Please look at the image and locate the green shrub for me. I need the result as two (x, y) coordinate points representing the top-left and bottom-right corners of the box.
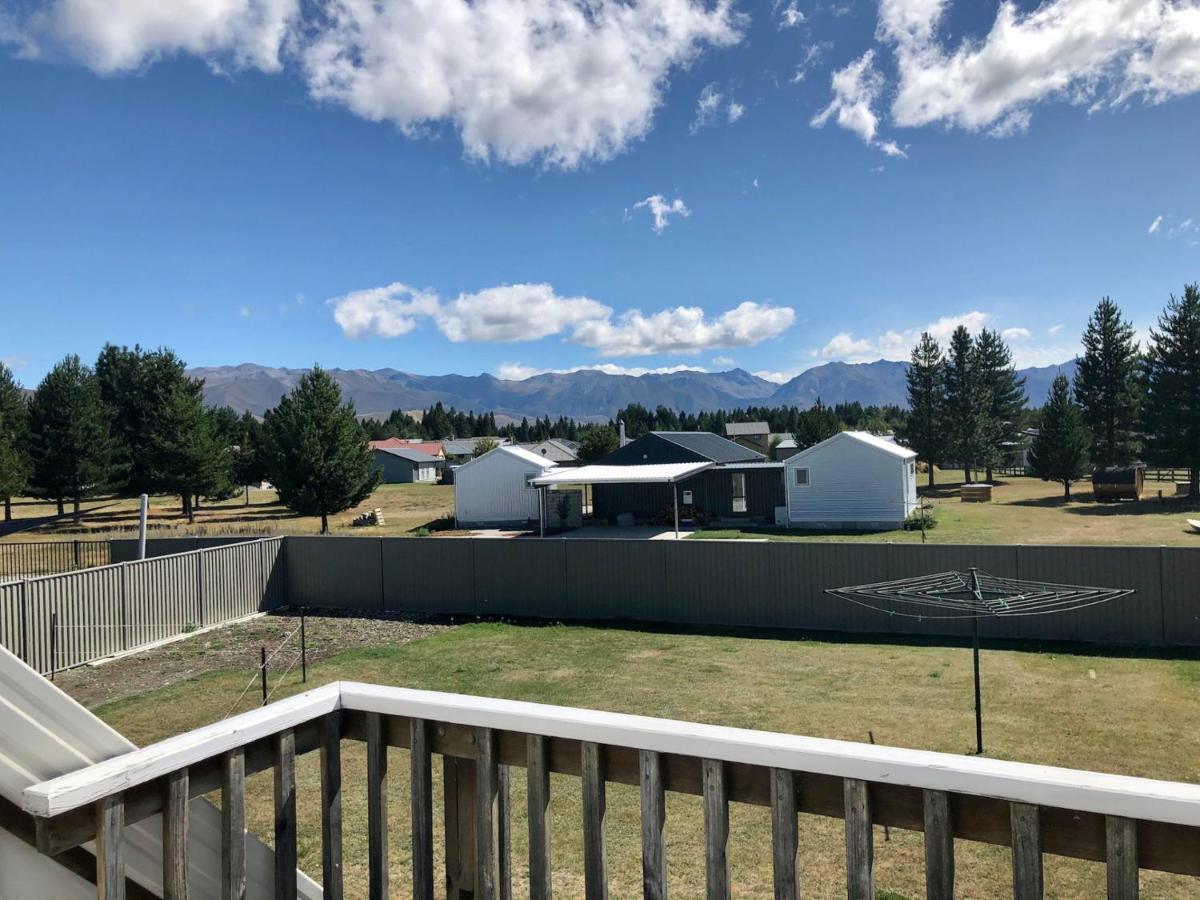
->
(903, 508), (937, 531)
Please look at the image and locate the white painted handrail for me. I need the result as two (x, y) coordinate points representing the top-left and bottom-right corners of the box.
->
(24, 680), (1200, 829)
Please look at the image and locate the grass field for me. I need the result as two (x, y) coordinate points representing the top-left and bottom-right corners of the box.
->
(695, 468), (1200, 546)
(85, 619), (1200, 899)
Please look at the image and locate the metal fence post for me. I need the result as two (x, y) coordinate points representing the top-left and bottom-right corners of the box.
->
(19, 578), (29, 666)
(197, 549), (206, 628)
(258, 539), (267, 611)
(119, 562), (129, 652)
(73, 539), (80, 570)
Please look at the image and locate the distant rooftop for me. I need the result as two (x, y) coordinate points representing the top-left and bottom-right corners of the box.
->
(724, 421), (770, 436)
(652, 431), (765, 464)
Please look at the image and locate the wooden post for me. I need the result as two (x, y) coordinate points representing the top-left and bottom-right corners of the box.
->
(366, 713), (389, 900)
(527, 735), (553, 900)
(639, 750), (666, 900)
(411, 719), (435, 900)
(321, 712), (344, 900)
(769, 768), (799, 900)
(97, 793), (125, 900)
(581, 741), (608, 900)
(221, 748), (246, 900)
(274, 730), (297, 900)
(300, 609), (307, 683)
(444, 754), (478, 900)
(260, 646), (268, 706)
(923, 789), (954, 900)
(498, 764), (512, 900)
(672, 483), (679, 538)
(163, 769), (189, 900)
(703, 759), (730, 900)
(1105, 815), (1138, 900)
(843, 779), (873, 900)
(1010, 802), (1043, 900)
(475, 727), (502, 900)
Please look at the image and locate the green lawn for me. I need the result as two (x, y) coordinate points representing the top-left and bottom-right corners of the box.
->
(92, 621), (1200, 899)
(694, 469), (1200, 546)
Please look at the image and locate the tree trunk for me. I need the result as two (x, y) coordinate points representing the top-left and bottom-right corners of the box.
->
(1191, 468), (1199, 500)
(320, 511), (329, 534)
(927, 465), (935, 488)
(985, 465), (994, 484)
(72, 497), (81, 524)
(1063, 481), (1072, 502)
(182, 494), (194, 523)
(3, 497), (10, 522)
(244, 484), (250, 507)
(57, 498), (64, 516)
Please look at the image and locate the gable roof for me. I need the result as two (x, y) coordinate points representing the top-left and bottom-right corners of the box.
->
(442, 437), (511, 456)
(785, 430), (916, 464)
(653, 431), (765, 463)
(724, 421), (770, 436)
(369, 438), (444, 457)
(376, 447), (440, 464)
(458, 444), (559, 471)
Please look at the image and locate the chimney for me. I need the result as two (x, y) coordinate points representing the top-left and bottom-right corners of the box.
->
(618, 419), (627, 447)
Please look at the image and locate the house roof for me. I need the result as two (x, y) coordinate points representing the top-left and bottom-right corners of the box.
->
(458, 444), (559, 471)
(530, 462), (713, 486)
(376, 447), (440, 464)
(787, 430), (917, 463)
(369, 438), (444, 456)
(724, 421), (770, 436)
(652, 431), (765, 463)
(776, 438), (799, 449)
(443, 437), (511, 456)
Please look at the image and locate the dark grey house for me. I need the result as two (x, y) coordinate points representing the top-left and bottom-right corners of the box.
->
(593, 432), (784, 524)
(373, 447), (440, 484)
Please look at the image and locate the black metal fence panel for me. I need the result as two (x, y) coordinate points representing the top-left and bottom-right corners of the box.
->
(0, 540), (110, 580)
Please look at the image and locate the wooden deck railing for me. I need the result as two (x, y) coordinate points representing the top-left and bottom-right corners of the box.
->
(20, 681), (1200, 899)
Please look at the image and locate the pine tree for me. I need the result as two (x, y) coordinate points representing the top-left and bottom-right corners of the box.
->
(577, 425), (617, 462)
(1028, 374), (1091, 500)
(900, 332), (947, 486)
(974, 328), (1026, 482)
(944, 326), (989, 483)
(27, 355), (119, 521)
(0, 362), (30, 521)
(262, 367), (380, 533)
(149, 378), (232, 522)
(1074, 297), (1142, 469)
(1142, 283), (1200, 497)
(231, 411), (267, 505)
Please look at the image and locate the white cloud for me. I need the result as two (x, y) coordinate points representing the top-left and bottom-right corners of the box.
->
(632, 194), (691, 234)
(752, 369), (799, 384)
(779, 2), (807, 28)
(815, 311), (992, 362)
(1148, 214), (1164, 233)
(791, 42), (829, 82)
(436, 284), (610, 343)
(879, 0), (1200, 137)
(1001, 326), (1032, 341)
(496, 362), (707, 380)
(727, 101), (745, 123)
(712, 355), (736, 367)
(238, 306), (251, 317)
(328, 282), (440, 339)
(811, 50), (906, 156)
(573, 301), (796, 356)
(1, 355), (29, 370)
(14, 0), (742, 169)
(1048, 323), (1065, 335)
(23, 0), (296, 73)
(691, 82), (745, 131)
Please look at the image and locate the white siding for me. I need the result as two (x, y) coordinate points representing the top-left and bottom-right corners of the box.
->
(784, 432), (917, 528)
(455, 447), (555, 525)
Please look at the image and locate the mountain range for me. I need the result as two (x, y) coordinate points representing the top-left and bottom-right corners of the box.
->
(188, 359), (1078, 421)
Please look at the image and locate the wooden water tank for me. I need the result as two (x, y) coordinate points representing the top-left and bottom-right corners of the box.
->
(961, 483), (993, 502)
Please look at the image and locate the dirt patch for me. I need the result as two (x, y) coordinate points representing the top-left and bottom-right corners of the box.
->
(55, 610), (454, 709)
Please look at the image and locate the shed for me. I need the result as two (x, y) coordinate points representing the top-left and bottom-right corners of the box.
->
(517, 438), (581, 465)
(373, 447), (440, 484)
(724, 421), (771, 454)
(783, 431), (918, 530)
(454, 445), (558, 527)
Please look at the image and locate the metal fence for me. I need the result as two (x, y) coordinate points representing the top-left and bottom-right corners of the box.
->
(0, 540), (110, 580)
(0, 537), (285, 675)
(283, 536), (1200, 648)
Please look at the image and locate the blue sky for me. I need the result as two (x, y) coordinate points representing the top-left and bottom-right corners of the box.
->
(2, 0), (1199, 387)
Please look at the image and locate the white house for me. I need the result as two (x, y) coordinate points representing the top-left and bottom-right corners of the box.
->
(454, 445), (558, 527)
(783, 431), (918, 530)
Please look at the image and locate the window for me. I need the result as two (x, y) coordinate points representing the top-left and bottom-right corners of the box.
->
(682, 490), (693, 505)
(731, 472), (747, 513)
(794, 468), (810, 487)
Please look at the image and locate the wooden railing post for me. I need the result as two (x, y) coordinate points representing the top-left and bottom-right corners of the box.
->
(1106, 815), (1139, 899)
(97, 793), (125, 900)
(844, 779), (873, 900)
(274, 730), (297, 900)
(366, 713), (389, 900)
(769, 768), (799, 900)
(321, 712), (344, 900)
(444, 753), (478, 900)
(923, 789), (954, 900)
(527, 735), (553, 900)
(581, 741), (608, 900)
(703, 759), (731, 900)
(221, 748), (246, 900)
(1010, 802), (1043, 900)
(163, 769), (189, 900)
(639, 750), (666, 900)
(411, 719), (435, 900)
(474, 726), (503, 900)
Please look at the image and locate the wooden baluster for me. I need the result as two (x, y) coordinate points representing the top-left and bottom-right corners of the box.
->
(498, 763), (512, 900)
(411, 719), (435, 900)
(1010, 802), (1043, 900)
(527, 735), (553, 900)
(321, 712), (344, 900)
(703, 759), (731, 900)
(581, 741), (608, 900)
(843, 779), (873, 900)
(475, 726), (502, 900)
(163, 769), (189, 900)
(640, 750), (667, 900)
(769, 768), (799, 900)
(923, 789), (954, 900)
(444, 754), (478, 900)
(97, 793), (125, 900)
(367, 713), (389, 900)
(221, 749), (246, 900)
(1106, 815), (1138, 900)
(274, 731), (297, 900)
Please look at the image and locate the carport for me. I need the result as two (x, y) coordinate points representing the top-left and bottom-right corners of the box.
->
(529, 461), (714, 537)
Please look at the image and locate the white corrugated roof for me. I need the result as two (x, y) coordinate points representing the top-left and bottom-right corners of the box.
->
(529, 461), (713, 485)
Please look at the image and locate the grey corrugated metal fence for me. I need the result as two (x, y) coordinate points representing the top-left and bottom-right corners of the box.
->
(282, 536), (1200, 649)
(0, 537), (285, 675)
(0, 540), (110, 579)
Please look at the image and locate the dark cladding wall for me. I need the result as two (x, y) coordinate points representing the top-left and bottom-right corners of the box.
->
(593, 468), (784, 523)
(285, 536), (1200, 648)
